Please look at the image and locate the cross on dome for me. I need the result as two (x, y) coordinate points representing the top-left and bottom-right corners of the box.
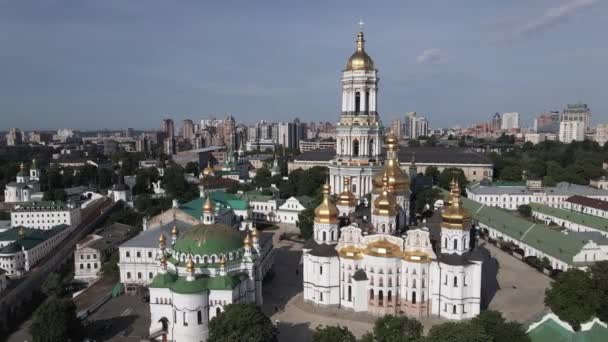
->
(358, 19), (364, 31)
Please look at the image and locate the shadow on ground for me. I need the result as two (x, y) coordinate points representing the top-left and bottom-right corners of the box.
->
(478, 243), (500, 310)
(85, 315), (137, 341)
(263, 245), (303, 313)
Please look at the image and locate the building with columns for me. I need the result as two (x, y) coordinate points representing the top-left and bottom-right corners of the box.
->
(329, 30), (384, 198)
(302, 179), (485, 320)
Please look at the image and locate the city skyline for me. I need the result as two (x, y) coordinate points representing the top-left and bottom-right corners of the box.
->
(1, 0), (607, 130)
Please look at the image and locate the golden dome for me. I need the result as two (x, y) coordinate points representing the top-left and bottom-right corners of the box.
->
(363, 238), (401, 258)
(202, 161), (214, 177)
(314, 183), (340, 224)
(372, 132), (409, 193)
(158, 233), (166, 244)
(186, 256), (195, 274)
(203, 196), (215, 214)
(441, 180), (471, 229)
(160, 254), (167, 267)
(337, 178), (357, 207)
(373, 176), (397, 217)
(219, 255), (226, 268)
(244, 232), (252, 247)
(171, 224), (179, 237)
(251, 226), (258, 238)
(345, 32), (375, 71)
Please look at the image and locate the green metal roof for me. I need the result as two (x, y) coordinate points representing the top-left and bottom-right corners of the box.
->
(527, 318), (608, 342)
(0, 225), (69, 253)
(459, 196), (585, 263)
(236, 190), (274, 202)
(150, 273), (244, 294)
(15, 201), (67, 210)
(171, 224), (243, 256)
(530, 203), (608, 233)
(149, 272), (177, 289)
(179, 192), (248, 219)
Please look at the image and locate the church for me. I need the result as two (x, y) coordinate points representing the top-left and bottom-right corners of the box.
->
(302, 29), (484, 320)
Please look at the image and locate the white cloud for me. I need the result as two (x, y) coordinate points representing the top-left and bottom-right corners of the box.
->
(416, 48), (442, 64)
(517, 0), (598, 36)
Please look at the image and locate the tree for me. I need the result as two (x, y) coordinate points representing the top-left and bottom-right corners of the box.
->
(185, 161), (199, 175)
(545, 269), (600, 330)
(517, 205), (532, 218)
(43, 189), (68, 202)
(253, 168), (272, 188)
(426, 321), (490, 342)
(437, 167), (467, 192)
(41, 272), (63, 297)
(590, 261), (608, 322)
(424, 166), (440, 184)
(208, 304), (277, 342)
(312, 325), (356, 342)
(500, 165), (523, 181)
(101, 253), (119, 279)
(415, 188), (441, 214)
(298, 207), (315, 239)
(408, 139), (420, 147)
(370, 315), (423, 342)
(471, 310), (529, 342)
(29, 296), (83, 342)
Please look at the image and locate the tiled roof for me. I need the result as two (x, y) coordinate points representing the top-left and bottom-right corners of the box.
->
(566, 195), (608, 212)
(0, 224), (69, 253)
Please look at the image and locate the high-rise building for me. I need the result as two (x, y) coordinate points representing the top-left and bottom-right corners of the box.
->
(390, 118), (404, 138)
(6, 128), (23, 146)
(595, 124), (608, 146)
(404, 112), (429, 139)
(125, 128), (135, 138)
(559, 121), (585, 143)
(162, 118), (175, 138)
(278, 118), (307, 150)
(182, 119), (195, 141)
(534, 111), (560, 133)
(561, 102), (591, 131)
(491, 113), (502, 132)
(501, 112), (520, 130)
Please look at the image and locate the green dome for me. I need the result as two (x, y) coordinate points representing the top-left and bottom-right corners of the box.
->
(172, 224), (243, 256)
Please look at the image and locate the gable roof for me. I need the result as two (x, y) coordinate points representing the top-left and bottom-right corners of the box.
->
(530, 203), (608, 233)
(566, 195), (608, 212)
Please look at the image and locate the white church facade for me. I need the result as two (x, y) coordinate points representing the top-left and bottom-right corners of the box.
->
(302, 30), (484, 321)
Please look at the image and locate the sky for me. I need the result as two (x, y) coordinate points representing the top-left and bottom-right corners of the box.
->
(0, 0), (607, 130)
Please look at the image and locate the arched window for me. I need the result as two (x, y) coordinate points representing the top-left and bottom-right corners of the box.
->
(412, 291), (417, 304)
(331, 230), (334, 241)
(381, 223), (385, 233)
(355, 92), (361, 113)
(353, 139), (360, 157)
(453, 239), (458, 250)
(421, 291), (425, 302)
(322, 231), (327, 242)
(365, 91), (370, 112)
(453, 276), (458, 287)
(388, 290), (392, 302)
(370, 289), (374, 300)
(216, 307), (221, 316)
(368, 138), (374, 156)
(444, 237), (448, 248)
(378, 290), (384, 305)
(348, 286), (352, 301)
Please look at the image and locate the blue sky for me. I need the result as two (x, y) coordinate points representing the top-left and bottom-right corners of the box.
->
(0, 0), (606, 130)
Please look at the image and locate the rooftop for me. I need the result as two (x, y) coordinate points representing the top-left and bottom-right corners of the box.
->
(13, 201), (69, 211)
(530, 203), (608, 233)
(468, 182), (608, 196)
(0, 224), (69, 254)
(566, 195), (608, 212)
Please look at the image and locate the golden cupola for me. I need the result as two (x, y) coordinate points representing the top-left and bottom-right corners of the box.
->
(441, 180), (471, 229)
(373, 132), (410, 193)
(345, 31), (375, 71)
(186, 255), (195, 274)
(373, 175), (397, 217)
(202, 161), (214, 177)
(203, 196), (215, 214)
(337, 178), (357, 207)
(314, 183), (340, 224)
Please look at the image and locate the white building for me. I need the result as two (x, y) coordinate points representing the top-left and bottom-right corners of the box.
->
(118, 196), (273, 295)
(524, 133), (557, 145)
(466, 180), (608, 210)
(147, 200), (272, 342)
(404, 112), (429, 140)
(595, 124), (608, 146)
(11, 200), (81, 230)
(0, 224), (72, 277)
(74, 223), (130, 283)
(3, 161), (42, 203)
(303, 180), (484, 320)
(501, 112), (520, 131)
(561, 102), (591, 131)
(559, 121), (585, 143)
(276, 196), (313, 224)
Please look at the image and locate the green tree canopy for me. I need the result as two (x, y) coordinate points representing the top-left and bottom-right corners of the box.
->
(545, 269), (601, 330)
(369, 315), (423, 342)
(471, 310), (529, 342)
(253, 167), (272, 188)
(517, 205), (532, 218)
(41, 272), (63, 297)
(208, 304), (277, 342)
(312, 325), (356, 342)
(424, 166), (440, 184)
(426, 321), (490, 342)
(437, 167), (467, 192)
(590, 261), (608, 323)
(29, 296), (83, 342)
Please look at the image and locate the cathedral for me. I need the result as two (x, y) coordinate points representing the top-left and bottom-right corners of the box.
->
(302, 30), (484, 320)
